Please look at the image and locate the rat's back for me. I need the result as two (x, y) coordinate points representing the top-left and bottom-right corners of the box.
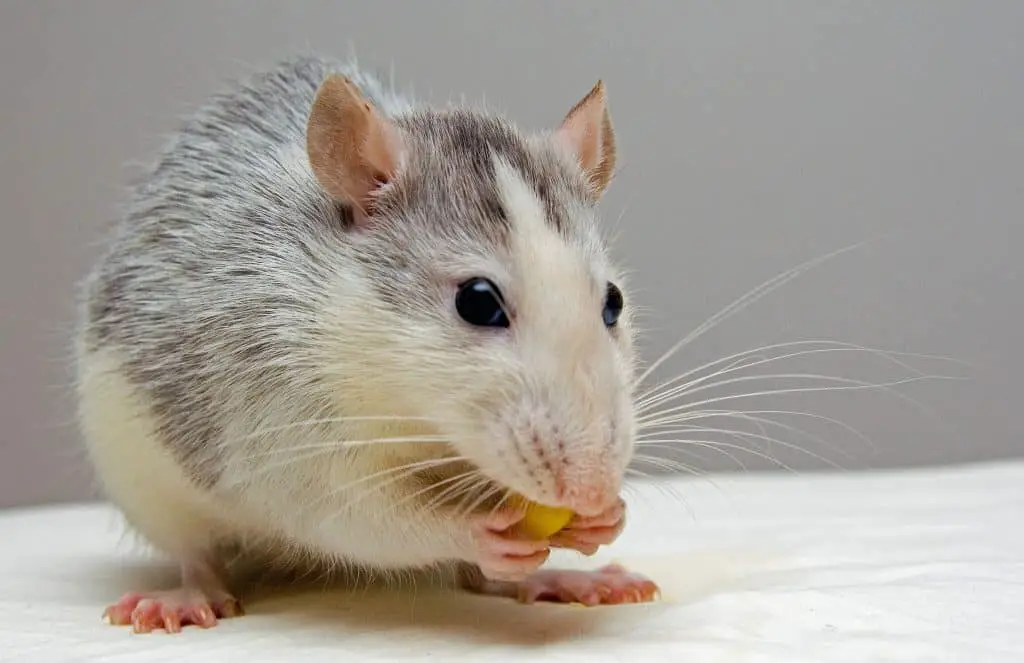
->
(73, 56), (408, 558)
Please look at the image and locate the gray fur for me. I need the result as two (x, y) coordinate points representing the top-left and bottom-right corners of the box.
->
(77, 55), (609, 489)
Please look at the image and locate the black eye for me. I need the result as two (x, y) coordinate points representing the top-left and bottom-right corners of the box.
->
(603, 282), (624, 327)
(455, 278), (510, 328)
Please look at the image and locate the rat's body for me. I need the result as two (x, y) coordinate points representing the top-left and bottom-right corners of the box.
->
(75, 56), (656, 633)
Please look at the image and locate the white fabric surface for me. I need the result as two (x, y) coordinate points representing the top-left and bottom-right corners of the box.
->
(2, 461), (1022, 662)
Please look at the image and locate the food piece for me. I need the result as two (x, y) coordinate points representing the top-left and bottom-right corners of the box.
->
(510, 495), (575, 539)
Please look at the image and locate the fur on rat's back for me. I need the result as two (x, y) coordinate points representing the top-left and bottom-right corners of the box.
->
(75, 55), (636, 577)
(76, 57), (463, 569)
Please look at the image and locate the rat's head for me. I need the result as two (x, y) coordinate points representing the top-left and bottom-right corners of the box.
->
(307, 75), (636, 517)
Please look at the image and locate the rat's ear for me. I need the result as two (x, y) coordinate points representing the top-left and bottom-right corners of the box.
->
(556, 80), (616, 198)
(307, 74), (404, 221)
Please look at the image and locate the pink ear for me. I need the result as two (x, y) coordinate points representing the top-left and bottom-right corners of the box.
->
(556, 80), (617, 197)
(306, 75), (404, 223)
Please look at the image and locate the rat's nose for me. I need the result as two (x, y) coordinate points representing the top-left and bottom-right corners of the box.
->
(556, 476), (619, 517)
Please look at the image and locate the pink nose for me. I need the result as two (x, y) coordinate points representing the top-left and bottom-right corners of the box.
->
(558, 482), (617, 517)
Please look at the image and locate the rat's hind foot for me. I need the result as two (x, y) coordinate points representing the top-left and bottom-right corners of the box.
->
(103, 587), (243, 633)
(103, 558), (242, 633)
(517, 564), (659, 605)
(466, 563), (659, 606)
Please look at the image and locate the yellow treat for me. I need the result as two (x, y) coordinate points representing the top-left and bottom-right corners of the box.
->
(511, 496), (575, 539)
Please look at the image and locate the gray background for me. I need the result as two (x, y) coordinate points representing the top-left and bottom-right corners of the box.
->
(1, 1), (1020, 508)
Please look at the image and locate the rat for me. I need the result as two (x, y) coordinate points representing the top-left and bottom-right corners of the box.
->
(74, 55), (659, 634)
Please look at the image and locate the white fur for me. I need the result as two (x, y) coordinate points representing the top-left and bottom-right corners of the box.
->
(77, 349), (239, 559)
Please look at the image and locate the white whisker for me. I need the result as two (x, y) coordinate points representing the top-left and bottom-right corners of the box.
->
(641, 408), (878, 455)
(640, 438), (808, 473)
(316, 456), (468, 522)
(635, 240), (878, 387)
(636, 439), (751, 472)
(636, 339), (965, 410)
(627, 456), (701, 517)
(638, 424), (853, 467)
(241, 434), (449, 462)
(454, 483), (508, 521)
(240, 435), (450, 482)
(238, 414), (441, 442)
(637, 345), (898, 411)
(399, 470), (485, 516)
(639, 374), (957, 426)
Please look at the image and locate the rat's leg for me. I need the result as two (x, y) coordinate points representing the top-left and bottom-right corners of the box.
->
(103, 555), (243, 633)
(79, 351), (246, 633)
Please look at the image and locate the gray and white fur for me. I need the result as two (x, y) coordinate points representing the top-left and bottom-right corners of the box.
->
(75, 55), (636, 590)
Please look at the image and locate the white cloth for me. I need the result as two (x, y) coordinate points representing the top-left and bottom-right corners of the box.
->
(2, 461), (1022, 662)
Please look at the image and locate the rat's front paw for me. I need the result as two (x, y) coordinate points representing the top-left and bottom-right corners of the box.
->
(470, 508), (551, 582)
(550, 497), (626, 556)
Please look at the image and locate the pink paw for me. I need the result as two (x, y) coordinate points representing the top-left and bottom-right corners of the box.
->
(471, 507), (551, 582)
(551, 497), (627, 556)
(517, 563), (660, 606)
(103, 588), (243, 633)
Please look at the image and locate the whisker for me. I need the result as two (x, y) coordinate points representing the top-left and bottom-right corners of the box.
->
(431, 475), (494, 516)
(642, 408), (878, 455)
(635, 240), (877, 387)
(395, 470), (485, 516)
(639, 352), (775, 409)
(342, 458), (469, 503)
(238, 415), (442, 442)
(241, 434), (449, 462)
(239, 435), (450, 481)
(646, 418), (824, 464)
(638, 423), (854, 467)
(441, 478), (497, 519)
(636, 339), (964, 411)
(636, 440), (750, 472)
(625, 457), (699, 518)
(639, 439), (807, 473)
(638, 374), (957, 425)
(655, 425), (760, 471)
(637, 346), (873, 411)
(316, 456), (469, 522)
(631, 452), (716, 477)
(454, 482), (508, 522)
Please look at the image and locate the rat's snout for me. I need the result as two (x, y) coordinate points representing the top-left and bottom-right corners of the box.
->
(554, 464), (621, 517)
(475, 321), (636, 518)
(517, 416), (626, 517)
(483, 391), (628, 517)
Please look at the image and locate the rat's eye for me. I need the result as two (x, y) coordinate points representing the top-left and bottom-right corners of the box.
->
(603, 282), (624, 327)
(455, 278), (510, 328)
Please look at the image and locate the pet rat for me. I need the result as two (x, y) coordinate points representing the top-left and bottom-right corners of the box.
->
(74, 55), (659, 634)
